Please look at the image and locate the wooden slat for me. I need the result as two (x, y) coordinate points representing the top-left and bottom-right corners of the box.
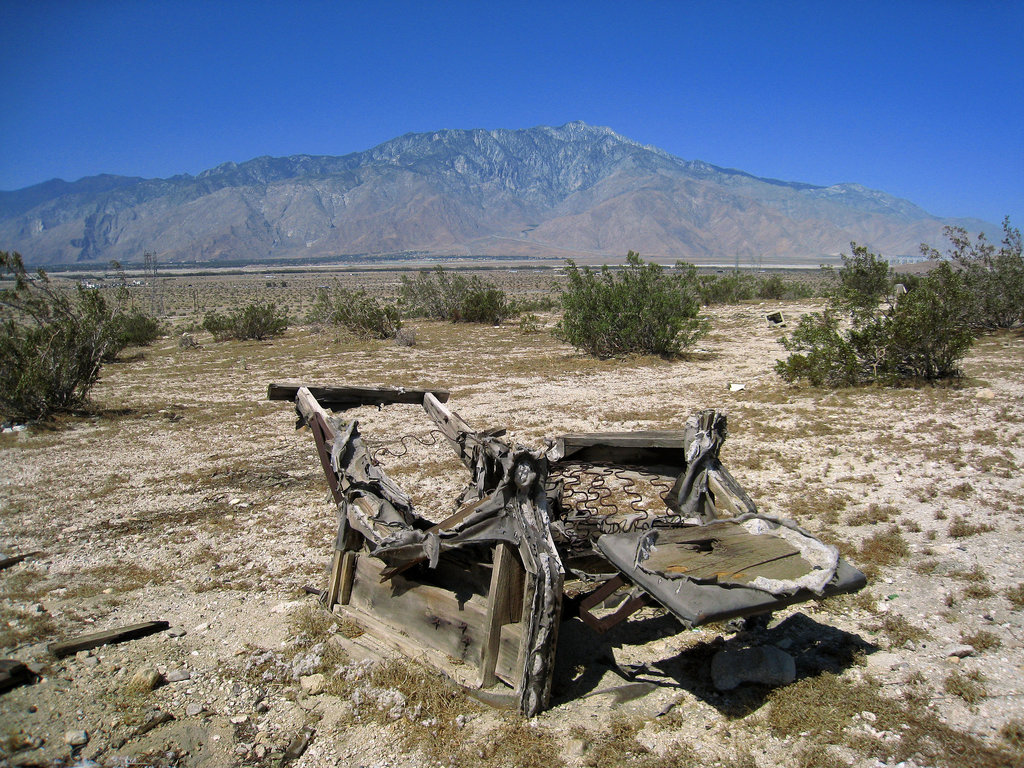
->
(338, 551), (356, 605)
(347, 554), (490, 668)
(423, 392), (477, 468)
(325, 549), (344, 608)
(0, 551), (41, 571)
(479, 543), (523, 687)
(548, 431), (689, 465)
(48, 621), (169, 658)
(268, 383), (450, 409)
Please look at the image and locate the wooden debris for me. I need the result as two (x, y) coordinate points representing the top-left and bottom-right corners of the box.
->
(133, 710), (174, 737)
(48, 621), (169, 659)
(0, 659), (37, 693)
(272, 381), (865, 716)
(268, 383), (449, 410)
(0, 551), (41, 571)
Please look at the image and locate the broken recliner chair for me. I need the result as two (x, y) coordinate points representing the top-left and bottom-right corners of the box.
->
(268, 383), (865, 716)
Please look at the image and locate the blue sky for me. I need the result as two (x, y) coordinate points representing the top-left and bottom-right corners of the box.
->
(1, 0), (1021, 225)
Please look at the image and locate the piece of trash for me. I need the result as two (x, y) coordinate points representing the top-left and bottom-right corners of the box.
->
(268, 382), (865, 716)
(728, 382), (746, 392)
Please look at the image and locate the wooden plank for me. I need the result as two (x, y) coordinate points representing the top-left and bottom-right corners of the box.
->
(325, 549), (344, 608)
(422, 392), (477, 467)
(494, 622), (524, 686)
(549, 432), (688, 466)
(0, 551), (41, 571)
(558, 431), (689, 450)
(338, 551), (356, 605)
(479, 543), (523, 687)
(48, 621), (169, 658)
(0, 659), (35, 693)
(268, 383), (450, 409)
(347, 554), (490, 668)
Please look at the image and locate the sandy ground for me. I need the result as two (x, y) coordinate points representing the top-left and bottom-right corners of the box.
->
(2, 299), (1024, 768)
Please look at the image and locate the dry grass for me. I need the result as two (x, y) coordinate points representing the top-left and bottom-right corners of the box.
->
(948, 515), (996, 538)
(766, 672), (1019, 768)
(856, 525), (910, 568)
(1005, 583), (1024, 609)
(944, 669), (988, 706)
(961, 629), (1002, 652)
(873, 614), (929, 647)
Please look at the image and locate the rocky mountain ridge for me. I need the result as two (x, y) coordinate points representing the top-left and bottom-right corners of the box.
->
(0, 121), (993, 266)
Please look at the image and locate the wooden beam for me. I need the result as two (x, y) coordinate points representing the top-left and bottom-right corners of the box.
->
(423, 392), (478, 468)
(268, 383), (450, 410)
(0, 551), (41, 571)
(479, 542), (523, 687)
(338, 551), (356, 605)
(325, 549), (344, 608)
(548, 431), (689, 465)
(48, 621), (169, 658)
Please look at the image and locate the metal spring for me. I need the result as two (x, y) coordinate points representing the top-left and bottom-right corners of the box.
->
(550, 462), (684, 537)
(367, 429), (449, 464)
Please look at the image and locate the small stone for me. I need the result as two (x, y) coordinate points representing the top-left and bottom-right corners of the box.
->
(255, 701), (270, 713)
(185, 703), (204, 717)
(75, 650), (92, 661)
(165, 668), (191, 683)
(167, 627), (187, 638)
(129, 667), (163, 692)
(64, 729), (89, 747)
(230, 715), (248, 725)
(82, 655), (99, 667)
(948, 644), (975, 659)
(299, 673), (326, 695)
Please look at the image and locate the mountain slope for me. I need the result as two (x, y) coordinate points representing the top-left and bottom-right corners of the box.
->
(0, 121), (994, 266)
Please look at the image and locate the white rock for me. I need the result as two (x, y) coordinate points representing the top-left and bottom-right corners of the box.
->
(710, 645), (796, 691)
(300, 673), (326, 695)
(64, 729), (89, 747)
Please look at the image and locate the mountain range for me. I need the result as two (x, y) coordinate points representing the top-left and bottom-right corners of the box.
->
(0, 121), (994, 267)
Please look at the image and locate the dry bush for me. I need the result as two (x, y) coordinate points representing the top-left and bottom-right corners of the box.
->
(948, 515), (995, 538)
(846, 502), (897, 526)
(961, 630), (1002, 651)
(767, 672), (1017, 767)
(944, 669), (988, 705)
(857, 525), (910, 567)
(874, 614), (929, 647)
(1005, 583), (1024, 609)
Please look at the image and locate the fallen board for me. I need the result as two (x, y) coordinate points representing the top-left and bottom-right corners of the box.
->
(0, 659), (35, 693)
(48, 621), (170, 658)
(267, 383), (449, 410)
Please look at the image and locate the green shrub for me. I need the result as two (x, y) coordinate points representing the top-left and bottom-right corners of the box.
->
(400, 267), (514, 324)
(203, 301), (288, 341)
(699, 272), (757, 304)
(308, 284), (401, 339)
(557, 251), (708, 357)
(831, 244), (894, 324)
(1, 251), (123, 420)
(109, 307), (162, 350)
(698, 271), (818, 304)
(921, 216), (1024, 329)
(776, 245), (975, 386)
(776, 310), (859, 386)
